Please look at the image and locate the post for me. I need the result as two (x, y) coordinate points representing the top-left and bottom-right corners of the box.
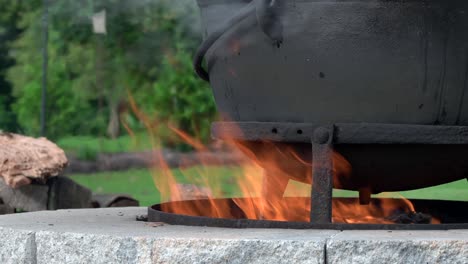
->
(310, 126), (334, 224)
(40, 0), (49, 137)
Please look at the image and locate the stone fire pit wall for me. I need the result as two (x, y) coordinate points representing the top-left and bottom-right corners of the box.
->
(0, 208), (466, 264)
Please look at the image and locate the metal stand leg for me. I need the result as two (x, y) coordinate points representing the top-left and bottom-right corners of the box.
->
(310, 126), (334, 224)
(359, 187), (372, 205)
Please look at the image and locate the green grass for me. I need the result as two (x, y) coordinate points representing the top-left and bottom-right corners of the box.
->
(287, 180), (467, 201)
(57, 133), (154, 160)
(70, 167), (468, 206)
(334, 181), (468, 201)
(71, 169), (158, 206)
(70, 167), (243, 206)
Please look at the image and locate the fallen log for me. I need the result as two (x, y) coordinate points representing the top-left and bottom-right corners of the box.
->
(65, 150), (248, 174)
(0, 132), (68, 188)
(0, 198), (14, 215)
(0, 176), (92, 212)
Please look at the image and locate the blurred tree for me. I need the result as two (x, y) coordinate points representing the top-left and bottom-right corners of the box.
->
(0, 0), (37, 132)
(5, 0), (216, 144)
(6, 3), (102, 138)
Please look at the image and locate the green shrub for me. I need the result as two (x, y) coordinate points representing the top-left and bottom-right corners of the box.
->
(136, 46), (217, 150)
(75, 145), (98, 161)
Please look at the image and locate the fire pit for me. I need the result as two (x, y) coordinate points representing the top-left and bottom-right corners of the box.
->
(149, 198), (468, 230)
(149, 0), (468, 229)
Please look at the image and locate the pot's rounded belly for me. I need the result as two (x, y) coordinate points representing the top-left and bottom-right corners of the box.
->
(205, 0), (468, 125)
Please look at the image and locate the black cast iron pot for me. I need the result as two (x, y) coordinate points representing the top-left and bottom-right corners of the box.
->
(195, 0), (468, 194)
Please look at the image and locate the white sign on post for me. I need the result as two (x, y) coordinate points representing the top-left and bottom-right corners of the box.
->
(92, 10), (107, 34)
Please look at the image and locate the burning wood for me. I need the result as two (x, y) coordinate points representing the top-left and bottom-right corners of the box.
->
(0, 133), (68, 188)
(387, 211), (432, 224)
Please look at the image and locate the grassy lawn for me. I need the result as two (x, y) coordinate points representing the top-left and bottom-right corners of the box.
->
(70, 167), (468, 207)
(57, 133), (154, 160)
(70, 167), (243, 206)
(287, 180), (468, 201)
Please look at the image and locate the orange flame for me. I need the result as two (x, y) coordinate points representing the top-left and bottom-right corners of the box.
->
(125, 95), (438, 224)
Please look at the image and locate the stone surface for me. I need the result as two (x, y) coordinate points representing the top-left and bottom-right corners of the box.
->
(35, 231), (153, 264)
(0, 227), (36, 264)
(0, 208), (466, 264)
(327, 230), (468, 264)
(0, 208), (333, 264)
(150, 238), (324, 264)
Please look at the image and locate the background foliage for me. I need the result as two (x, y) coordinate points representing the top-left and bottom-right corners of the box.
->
(0, 0), (216, 148)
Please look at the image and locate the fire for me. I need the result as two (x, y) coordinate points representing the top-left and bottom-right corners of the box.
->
(126, 95), (438, 224)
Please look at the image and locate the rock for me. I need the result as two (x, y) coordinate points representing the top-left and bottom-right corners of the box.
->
(0, 133), (68, 188)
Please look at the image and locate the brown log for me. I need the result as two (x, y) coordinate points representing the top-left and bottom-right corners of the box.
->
(0, 133), (68, 188)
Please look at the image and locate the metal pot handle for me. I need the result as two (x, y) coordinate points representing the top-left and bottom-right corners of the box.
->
(256, 0), (284, 46)
(194, 0), (284, 82)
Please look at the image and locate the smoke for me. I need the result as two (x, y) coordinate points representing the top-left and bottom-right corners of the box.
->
(109, 0), (203, 35)
(160, 0), (202, 34)
(48, 0), (202, 35)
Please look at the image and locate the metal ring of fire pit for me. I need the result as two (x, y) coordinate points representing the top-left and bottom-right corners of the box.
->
(148, 198), (468, 230)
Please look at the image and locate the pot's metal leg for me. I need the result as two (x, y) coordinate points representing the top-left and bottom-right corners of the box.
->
(310, 126), (334, 224)
(359, 187), (372, 205)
